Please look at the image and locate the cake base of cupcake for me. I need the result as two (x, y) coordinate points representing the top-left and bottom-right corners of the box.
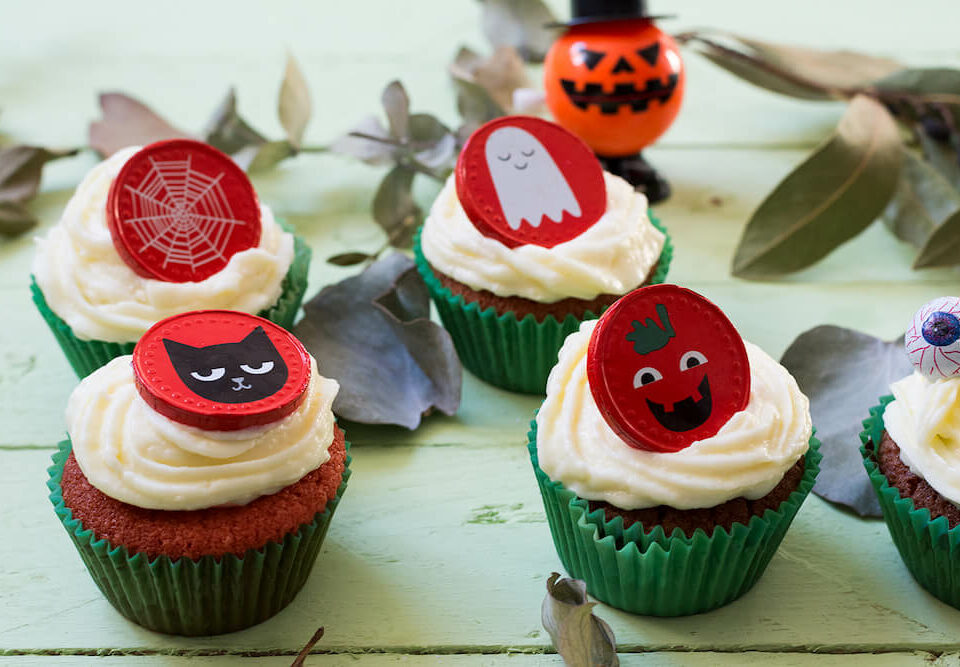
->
(414, 215), (672, 395)
(862, 397), (960, 610)
(47, 429), (351, 636)
(530, 419), (821, 616)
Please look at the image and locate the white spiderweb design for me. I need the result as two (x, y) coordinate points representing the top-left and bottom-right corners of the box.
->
(122, 155), (247, 273)
(905, 297), (960, 378)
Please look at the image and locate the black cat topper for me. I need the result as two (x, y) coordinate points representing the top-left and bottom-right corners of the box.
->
(133, 310), (311, 431)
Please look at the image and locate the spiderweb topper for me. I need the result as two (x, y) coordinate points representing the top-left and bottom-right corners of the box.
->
(107, 140), (261, 283)
(905, 296), (960, 379)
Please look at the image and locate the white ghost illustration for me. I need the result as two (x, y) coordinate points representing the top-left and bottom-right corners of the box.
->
(484, 126), (582, 230)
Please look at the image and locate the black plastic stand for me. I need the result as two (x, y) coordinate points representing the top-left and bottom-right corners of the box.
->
(598, 152), (671, 204)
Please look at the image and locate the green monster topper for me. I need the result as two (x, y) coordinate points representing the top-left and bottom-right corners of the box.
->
(625, 303), (675, 355)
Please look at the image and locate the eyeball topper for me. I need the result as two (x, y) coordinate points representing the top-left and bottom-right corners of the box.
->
(107, 139), (262, 283)
(587, 284), (750, 453)
(133, 310), (311, 431)
(905, 297), (960, 379)
(455, 116), (606, 249)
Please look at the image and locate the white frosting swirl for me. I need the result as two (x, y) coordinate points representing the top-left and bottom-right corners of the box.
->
(66, 355), (340, 511)
(32, 147), (295, 343)
(885, 371), (960, 504)
(421, 171), (664, 303)
(536, 320), (812, 510)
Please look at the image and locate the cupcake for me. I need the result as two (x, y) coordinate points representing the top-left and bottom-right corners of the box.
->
(47, 310), (350, 635)
(861, 296), (960, 609)
(530, 284), (819, 616)
(32, 139), (311, 378)
(415, 116), (670, 394)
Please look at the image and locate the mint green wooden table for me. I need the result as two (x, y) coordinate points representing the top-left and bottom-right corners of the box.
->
(3, 1), (960, 664)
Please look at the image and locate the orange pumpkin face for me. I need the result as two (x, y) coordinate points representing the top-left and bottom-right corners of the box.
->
(544, 19), (685, 157)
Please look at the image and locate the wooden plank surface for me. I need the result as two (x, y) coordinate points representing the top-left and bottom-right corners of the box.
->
(3, 0), (960, 663)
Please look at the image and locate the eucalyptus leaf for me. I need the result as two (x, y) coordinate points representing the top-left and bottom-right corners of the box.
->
(875, 68), (960, 110)
(237, 140), (296, 173)
(677, 31), (902, 100)
(294, 253), (461, 429)
(0, 145), (77, 203)
(89, 93), (189, 157)
(450, 46), (530, 112)
(327, 251), (375, 266)
(542, 573), (619, 667)
(329, 115), (397, 165)
(781, 325), (912, 516)
(918, 129), (960, 190)
(0, 201), (36, 236)
(202, 88), (268, 156)
(408, 113), (456, 171)
(882, 147), (960, 265)
(373, 165), (421, 247)
(732, 95), (902, 278)
(479, 0), (560, 63)
(278, 54), (312, 149)
(913, 212), (960, 268)
(381, 80), (411, 141)
(452, 77), (507, 138)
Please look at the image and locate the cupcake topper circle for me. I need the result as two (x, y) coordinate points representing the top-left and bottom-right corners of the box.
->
(455, 116), (607, 249)
(107, 139), (262, 283)
(586, 284), (750, 452)
(905, 296), (960, 378)
(133, 310), (311, 431)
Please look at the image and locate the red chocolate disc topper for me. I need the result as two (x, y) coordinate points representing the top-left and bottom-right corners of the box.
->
(455, 116), (606, 249)
(133, 310), (312, 431)
(107, 139), (262, 283)
(586, 285), (750, 453)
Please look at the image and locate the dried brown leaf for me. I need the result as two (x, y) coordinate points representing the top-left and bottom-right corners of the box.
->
(677, 30), (902, 100)
(89, 93), (189, 157)
(450, 46), (530, 111)
(480, 0), (560, 63)
(278, 54), (312, 149)
(542, 573), (619, 667)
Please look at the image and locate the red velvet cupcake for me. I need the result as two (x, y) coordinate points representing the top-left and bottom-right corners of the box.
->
(47, 310), (350, 635)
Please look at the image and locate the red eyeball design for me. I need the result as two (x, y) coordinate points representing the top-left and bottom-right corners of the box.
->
(586, 285), (751, 453)
(455, 116), (607, 249)
(107, 139), (262, 283)
(906, 296), (960, 378)
(133, 310), (311, 431)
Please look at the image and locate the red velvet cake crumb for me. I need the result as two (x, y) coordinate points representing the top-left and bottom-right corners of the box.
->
(59, 427), (347, 560)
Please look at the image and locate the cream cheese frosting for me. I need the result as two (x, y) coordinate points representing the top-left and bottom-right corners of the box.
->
(32, 147), (295, 343)
(536, 320), (812, 510)
(885, 371), (960, 504)
(66, 355), (339, 511)
(420, 171), (664, 303)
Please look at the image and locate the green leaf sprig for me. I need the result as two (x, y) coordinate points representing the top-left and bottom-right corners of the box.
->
(677, 30), (960, 277)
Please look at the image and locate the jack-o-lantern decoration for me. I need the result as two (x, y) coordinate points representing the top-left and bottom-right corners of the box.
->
(545, 14), (684, 158)
(587, 285), (750, 453)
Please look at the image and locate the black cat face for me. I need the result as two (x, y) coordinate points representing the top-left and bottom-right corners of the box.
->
(163, 326), (289, 404)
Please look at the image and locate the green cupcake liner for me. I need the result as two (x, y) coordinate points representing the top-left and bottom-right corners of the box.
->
(528, 418), (821, 616)
(414, 214), (672, 394)
(860, 397), (960, 609)
(31, 227), (311, 379)
(47, 437), (350, 636)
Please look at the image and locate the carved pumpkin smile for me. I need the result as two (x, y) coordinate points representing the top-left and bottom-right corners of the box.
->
(559, 73), (678, 113)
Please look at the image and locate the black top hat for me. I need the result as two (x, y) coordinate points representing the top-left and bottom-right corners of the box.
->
(548, 0), (672, 27)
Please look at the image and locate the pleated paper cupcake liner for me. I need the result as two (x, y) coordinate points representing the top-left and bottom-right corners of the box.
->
(860, 396), (960, 610)
(47, 438), (350, 636)
(31, 229), (311, 379)
(528, 418), (821, 616)
(414, 215), (672, 394)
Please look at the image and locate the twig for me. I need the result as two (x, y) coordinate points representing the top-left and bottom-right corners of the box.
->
(290, 626), (325, 667)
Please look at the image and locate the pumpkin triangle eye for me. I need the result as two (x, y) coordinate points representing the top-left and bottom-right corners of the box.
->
(637, 43), (660, 66)
(580, 48), (605, 71)
(612, 56), (635, 74)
